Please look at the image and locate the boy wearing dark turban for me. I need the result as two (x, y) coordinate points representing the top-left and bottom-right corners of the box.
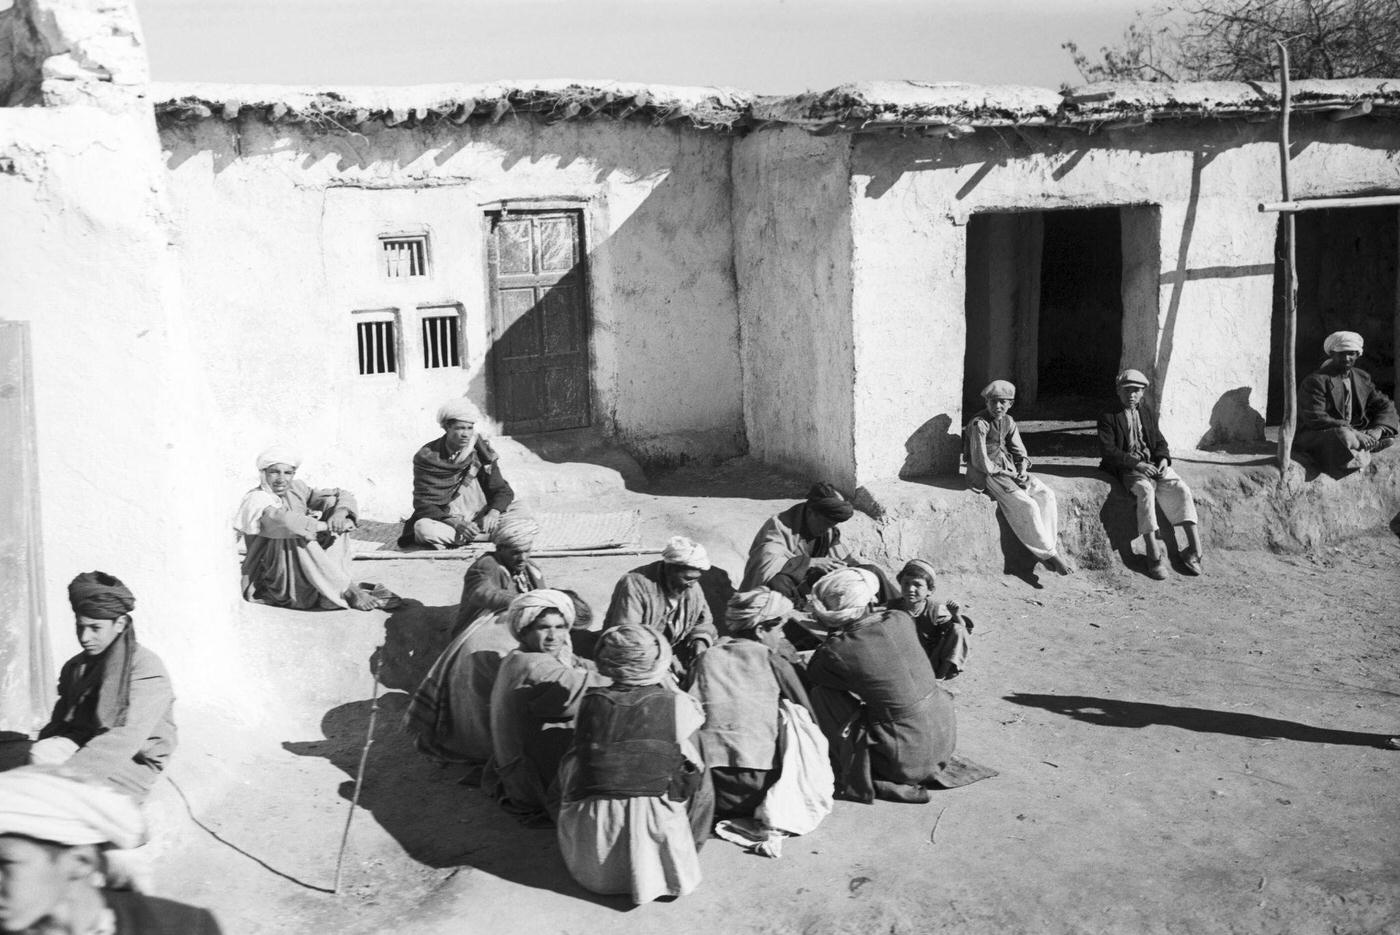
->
(29, 573), (177, 801)
(740, 482), (864, 601)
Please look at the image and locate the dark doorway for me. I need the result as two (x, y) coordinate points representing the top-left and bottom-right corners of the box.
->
(963, 207), (1126, 425)
(486, 210), (592, 435)
(1267, 206), (1398, 423)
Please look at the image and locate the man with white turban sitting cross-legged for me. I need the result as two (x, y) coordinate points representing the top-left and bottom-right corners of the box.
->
(0, 767), (222, 934)
(805, 568), (996, 804)
(1295, 331), (1399, 476)
(964, 380), (1072, 576)
(30, 573), (177, 803)
(400, 399), (516, 549)
(1097, 369), (1203, 579)
(485, 590), (605, 826)
(603, 536), (718, 683)
(741, 482), (863, 601)
(234, 446), (394, 611)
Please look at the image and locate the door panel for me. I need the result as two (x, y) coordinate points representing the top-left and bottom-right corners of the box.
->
(488, 211), (591, 434)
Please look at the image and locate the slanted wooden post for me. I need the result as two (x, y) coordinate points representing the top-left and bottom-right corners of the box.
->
(1275, 40), (1299, 474)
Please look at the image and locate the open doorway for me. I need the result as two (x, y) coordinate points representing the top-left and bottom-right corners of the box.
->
(964, 206), (1146, 454)
(1267, 206), (1398, 423)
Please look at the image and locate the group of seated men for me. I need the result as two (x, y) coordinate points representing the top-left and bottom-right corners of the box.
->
(401, 481), (987, 904)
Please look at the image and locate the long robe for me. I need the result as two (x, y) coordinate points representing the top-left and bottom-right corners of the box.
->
(602, 562), (717, 676)
(557, 686), (709, 904)
(806, 609), (993, 801)
(404, 610), (519, 766)
(688, 636), (814, 817)
(488, 648), (601, 820)
(740, 504), (855, 598)
(36, 643), (177, 800)
(235, 478), (359, 610)
(964, 411), (1060, 560)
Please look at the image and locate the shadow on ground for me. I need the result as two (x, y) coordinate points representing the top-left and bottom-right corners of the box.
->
(1005, 693), (1393, 747)
(283, 693), (634, 911)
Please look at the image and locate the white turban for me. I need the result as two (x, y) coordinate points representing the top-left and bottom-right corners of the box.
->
(661, 536), (710, 571)
(595, 625), (673, 686)
(436, 398), (477, 427)
(506, 589), (577, 640)
(0, 767), (146, 849)
(981, 380), (1016, 400)
(255, 445), (302, 471)
(811, 567), (880, 627)
(1323, 331), (1363, 355)
(725, 588), (794, 633)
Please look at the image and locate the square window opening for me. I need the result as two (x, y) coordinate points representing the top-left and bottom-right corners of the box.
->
(421, 311), (462, 369)
(356, 317), (399, 375)
(381, 234), (430, 279)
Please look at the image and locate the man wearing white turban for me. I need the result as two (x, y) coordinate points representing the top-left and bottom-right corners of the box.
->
(1296, 331), (1398, 475)
(805, 569), (996, 803)
(234, 447), (394, 611)
(450, 513), (545, 637)
(0, 767), (221, 934)
(400, 400), (516, 549)
(485, 590), (605, 825)
(603, 536), (718, 682)
(963, 381), (1072, 576)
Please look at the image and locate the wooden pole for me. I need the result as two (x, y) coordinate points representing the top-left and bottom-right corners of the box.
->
(334, 653), (383, 894)
(1260, 194), (1400, 213)
(1276, 40), (1299, 475)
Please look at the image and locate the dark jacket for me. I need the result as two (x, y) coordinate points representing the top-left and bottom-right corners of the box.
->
(106, 889), (222, 934)
(398, 435), (514, 544)
(1298, 362), (1400, 435)
(453, 553), (545, 636)
(1097, 402), (1171, 477)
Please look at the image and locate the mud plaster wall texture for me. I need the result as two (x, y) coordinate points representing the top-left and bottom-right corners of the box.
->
(0, 104), (246, 722)
(159, 116), (743, 520)
(847, 118), (1400, 481)
(732, 127), (858, 488)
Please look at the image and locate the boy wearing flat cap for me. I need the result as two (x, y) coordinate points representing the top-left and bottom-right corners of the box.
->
(1097, 369), (1202, 579)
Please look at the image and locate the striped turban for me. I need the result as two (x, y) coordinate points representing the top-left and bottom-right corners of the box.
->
(595, 625), (672, 686)
(492, 513), (540, 551)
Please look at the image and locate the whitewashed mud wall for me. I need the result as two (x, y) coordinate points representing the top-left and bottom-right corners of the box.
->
(0, 0), (243, 727)
(843, 119), (1400, 479)
(732, 127), (859, 488)
(159, 115), (744, 520)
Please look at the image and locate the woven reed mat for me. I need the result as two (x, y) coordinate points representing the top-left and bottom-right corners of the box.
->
(348, 509), (643, 557)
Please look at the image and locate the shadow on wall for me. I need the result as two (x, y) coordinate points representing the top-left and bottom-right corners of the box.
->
(282, 693), (631, 910)
(1198, 387), (1265, 449)
(1005, 692), (1393, 747)
(900, 415), (955, 479)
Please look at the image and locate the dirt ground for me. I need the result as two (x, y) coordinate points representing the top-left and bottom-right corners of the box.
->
(147, 465), (1400, 935)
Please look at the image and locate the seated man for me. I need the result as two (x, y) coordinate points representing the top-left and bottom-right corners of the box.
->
(0, 767), (222, 934)
(740, 482), (862, 600)
(29, 573), (176, 802)
(964, 380), (1072, 576)
(1097, 369), (1203, 578)
(603, 536), (717, 682)
(452, 514), (544, 637)
(1295, 331), (1398, 475)
(805, 569), (995, 803)
(234, 446), (393, 611)
(401, 399), (515, 549)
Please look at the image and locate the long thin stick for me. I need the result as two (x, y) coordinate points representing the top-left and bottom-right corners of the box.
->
(334, 652), (383, 894)
(1275, 40), (1299, 475)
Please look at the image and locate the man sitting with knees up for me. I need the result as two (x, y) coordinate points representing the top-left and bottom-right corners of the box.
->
(1097, 369), (1203, 579)
(1295, 330), (1398, 476)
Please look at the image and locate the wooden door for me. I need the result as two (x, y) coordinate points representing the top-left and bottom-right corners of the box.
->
(487, 210), (591, 434)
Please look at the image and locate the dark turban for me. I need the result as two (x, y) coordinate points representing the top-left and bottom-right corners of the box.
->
(67, 572), (135, 620)
(806, 482), (854, 523)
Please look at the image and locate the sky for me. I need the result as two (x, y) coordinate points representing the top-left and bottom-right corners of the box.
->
(135, 0), (1143, 93)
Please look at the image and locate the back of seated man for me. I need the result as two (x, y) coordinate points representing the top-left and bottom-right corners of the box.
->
(30, 572), (177, 802)
(1096, 369), (1203, 579)
(1295, 330), (1398, 475)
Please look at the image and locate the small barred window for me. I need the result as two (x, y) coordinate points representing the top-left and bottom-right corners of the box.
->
(381, 235), (429, 279)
